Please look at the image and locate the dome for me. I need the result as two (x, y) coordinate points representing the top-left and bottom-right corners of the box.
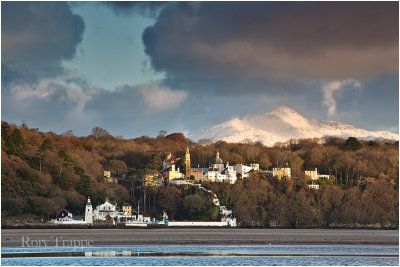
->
(212, 152), (223, 164)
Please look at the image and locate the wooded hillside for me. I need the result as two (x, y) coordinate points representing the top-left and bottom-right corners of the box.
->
(1, 121), (398, 228)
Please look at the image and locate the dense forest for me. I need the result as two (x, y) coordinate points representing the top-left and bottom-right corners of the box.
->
(1, 121), (398, 228)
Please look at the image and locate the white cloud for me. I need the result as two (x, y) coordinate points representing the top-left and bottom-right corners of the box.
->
(5, 81), (100, 127)
(322, 79), (361, 117)
(140, 82), (187, 113)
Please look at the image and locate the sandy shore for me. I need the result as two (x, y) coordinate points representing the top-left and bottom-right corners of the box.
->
(2, 228), (398, 247)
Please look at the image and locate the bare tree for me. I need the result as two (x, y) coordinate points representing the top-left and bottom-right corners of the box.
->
(63, 130), (74, 137)
(158, 130), (167, 138)
(92, 127), (110, 140)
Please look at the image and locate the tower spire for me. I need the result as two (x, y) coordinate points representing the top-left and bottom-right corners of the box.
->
(185, 146), (191, 179)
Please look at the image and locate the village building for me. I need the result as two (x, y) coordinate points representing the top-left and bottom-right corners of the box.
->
(318, 174), (330, 179)
(211, 151), (225, 172)
(233, 163), (259, 178)
(93, 199), (118, 221)
(104, 170), (111, 180)
(197, 152), (260, 184)
(305, 168), (330, 180)
(305, 168), (318, 180)
(162, 153), (179, 170)
(203, 170), (221, 182)
(273, 167), (292, 179)
(220, 206), (233, 217)
(162, 164), (184, 183)
(162, 153), (184, 183)
(308, 184), (320, 189)
(144, 171), (162, 187)
(122, 204), (132, 216)
(50, 197), (92, 224)
(190, 167), (206, 181)
(220, 163), (237, 184)
(57, 209), (73, 219)
(104, 170), (118, 183)
(203, 162), (237, 184)
(162, 150), (259, 185)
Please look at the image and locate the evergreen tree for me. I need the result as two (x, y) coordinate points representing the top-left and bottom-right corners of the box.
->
(343, 137), (361, 151)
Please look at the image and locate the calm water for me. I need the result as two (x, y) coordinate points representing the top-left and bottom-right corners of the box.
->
(2, 245), (399, 266)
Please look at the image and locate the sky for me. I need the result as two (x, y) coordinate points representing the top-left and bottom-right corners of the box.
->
(2, 1), (399, 138)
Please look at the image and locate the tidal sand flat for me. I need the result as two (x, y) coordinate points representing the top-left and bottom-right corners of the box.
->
(2, 229), (398, 266)
(2, 228), (398, 246)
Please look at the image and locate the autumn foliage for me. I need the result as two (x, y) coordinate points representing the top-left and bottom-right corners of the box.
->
(1, 121), (398, 228)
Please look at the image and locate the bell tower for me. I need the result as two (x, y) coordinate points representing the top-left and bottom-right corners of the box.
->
(185, 146), (191, 179)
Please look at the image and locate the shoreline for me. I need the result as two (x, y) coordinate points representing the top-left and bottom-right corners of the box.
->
(2, 228), (398, 247)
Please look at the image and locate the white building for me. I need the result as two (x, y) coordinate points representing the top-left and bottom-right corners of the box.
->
(233, 163), (259, 178)
(221, 163), (237, 184)
(50, 207), (88, 225)
(318, 174), (330, 179)
(85, 197), (93, 224)
(204, 164), (237, 184)
(169, 178), (190, 185)
(220, 206), (233, 217)
(93, 199), (119, 221)
(305, 168), (330, 180)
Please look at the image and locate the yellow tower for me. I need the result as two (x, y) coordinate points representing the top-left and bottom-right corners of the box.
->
(185, 146), (191, 179)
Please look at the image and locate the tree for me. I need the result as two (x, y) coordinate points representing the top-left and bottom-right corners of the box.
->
(63, 130), (74, 137)
(113, 184), (130, 204)
(258, 153), (272, 170)
(146, 154), (162, 170)
(165, 133), (186, 143)
(158, 185), (182, 219)
(343, 137), (361, 151)
(183, 194), (206, 220)
(92, 127), (110, 140)
(360, 180), (398, 225)
(5, 128), (26, 155)
(31, 196), (66, 220)
(289, 154), (304, 176)
(305, 147), (323, 168)
(106, 160), (127, 177)
(158, 130), (167, 138)
(75, 175), (92, 197)
(37, 139), (54, 174)
(229, 153), (245, 164)
(40, 139), (53, 152)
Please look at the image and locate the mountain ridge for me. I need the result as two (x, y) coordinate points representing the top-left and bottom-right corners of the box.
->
(189, 106), (399, 146)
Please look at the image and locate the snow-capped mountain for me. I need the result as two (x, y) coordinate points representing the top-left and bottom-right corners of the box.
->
(189, 106), (399, 146)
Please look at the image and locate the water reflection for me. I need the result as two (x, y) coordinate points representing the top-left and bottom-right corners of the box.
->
(2, 246), (399, 258)
(1, 245), (398, 266)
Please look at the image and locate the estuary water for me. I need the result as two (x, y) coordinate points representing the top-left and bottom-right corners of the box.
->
(1, 244), (398, 266)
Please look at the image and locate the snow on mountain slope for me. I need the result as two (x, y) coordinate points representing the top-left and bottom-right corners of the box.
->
(189, 106), (399, 146)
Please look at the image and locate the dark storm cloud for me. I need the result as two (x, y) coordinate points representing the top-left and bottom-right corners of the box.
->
(142, 2), (398, 93)
(2, 2), (85, 85)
